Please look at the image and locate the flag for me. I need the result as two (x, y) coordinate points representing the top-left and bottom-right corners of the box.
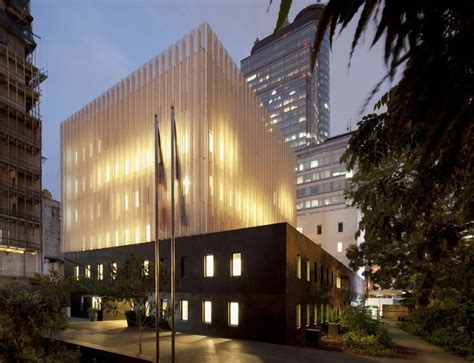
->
(172, 119), (188, 226)
(155, 115), (168, 231)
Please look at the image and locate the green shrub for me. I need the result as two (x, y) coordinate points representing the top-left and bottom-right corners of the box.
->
(339, 305), (379, 335)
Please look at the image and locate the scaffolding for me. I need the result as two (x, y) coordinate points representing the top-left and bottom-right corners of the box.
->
(0, 0), (45, 253)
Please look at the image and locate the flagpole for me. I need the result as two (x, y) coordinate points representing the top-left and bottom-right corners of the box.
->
(170, 106), (176, 363)
(153, 114), (161, 363)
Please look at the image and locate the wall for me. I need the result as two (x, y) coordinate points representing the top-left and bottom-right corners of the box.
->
(297, 206), (359, 268)
(0, 250), (41, 278)
(42, 193), (62, 274)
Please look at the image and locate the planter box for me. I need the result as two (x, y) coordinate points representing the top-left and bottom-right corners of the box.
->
(328, 323), (340, 338)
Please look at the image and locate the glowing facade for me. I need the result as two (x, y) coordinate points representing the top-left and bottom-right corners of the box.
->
(61, 23), (296, 253)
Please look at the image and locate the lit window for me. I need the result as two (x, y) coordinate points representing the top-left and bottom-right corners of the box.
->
(143, 260), (149, 276)
(231, 253), (241, 277)
(85, 265), (91, 279)
(296, 304), (301, 328)
(297, 255), (301, 279)
(209, 176), (214, 196)
(135, 226), (140, 242)
(183, 133), (189, 154)
(337, 242), (343, 253)
(124, 194), (129, 211)
(134, 156), (139, 173)
(219, 141), (224, 162)
(124, 159), (130, 176)
(183, 176), (190, 195)
(296, 176), (303, 185)
(306, 305), (310, 326)
(97, 264), (103, 280)
(306, 259), (310, 282)
(271, 90), (277, 96)
(135, 191), (140, 208)
(336, 276), (341, 289)
(146, 224), (151, 241)
(74, 266), (79, 280)
(246, 74), (256, 82)
(204, 254), (214, 277)
(296, 227), (303, 233)
(181, 300), (189, 321)
(203, 301), (212, 323)
(209, 132), (214, 153)
(229, 302), (239, 326)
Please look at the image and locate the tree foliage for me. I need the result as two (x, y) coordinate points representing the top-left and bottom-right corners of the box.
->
(0, 270), (79, 362)
(273, 0), (473, 306)
(83, 254), (169, 355)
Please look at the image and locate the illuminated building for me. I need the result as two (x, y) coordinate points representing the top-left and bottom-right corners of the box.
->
(60, 23), (296, 254)
(295, 132), (362, 268)
(0, 0), (46, 278)
(241, 4), (330, 149)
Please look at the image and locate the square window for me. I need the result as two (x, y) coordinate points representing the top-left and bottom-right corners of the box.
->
(229, 302), (239, 326)
(181, 300), (188, 321)
(204, 255), (214, 277)
(317, 225), (322, 235)
(203, 301), (212, 323)
(338, 222), (343, 232)
(231, 253), (241, 277)
(181, 256), (187, 278)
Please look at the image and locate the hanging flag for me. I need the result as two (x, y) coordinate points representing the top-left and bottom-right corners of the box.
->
(172, 120), (188, 226)
(155, 115), (168, 231)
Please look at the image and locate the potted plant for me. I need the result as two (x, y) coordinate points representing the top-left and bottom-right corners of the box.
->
(87, 307), (99, 321)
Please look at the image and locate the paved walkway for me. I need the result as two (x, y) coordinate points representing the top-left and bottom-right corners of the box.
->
(58, 320), (381, 362)
(57, 320), (468, 362)
(383, 321), (467, 363)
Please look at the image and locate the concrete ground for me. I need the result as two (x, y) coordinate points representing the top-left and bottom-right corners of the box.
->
(57, 320), (468, 363)
(382, 321), (467, 363)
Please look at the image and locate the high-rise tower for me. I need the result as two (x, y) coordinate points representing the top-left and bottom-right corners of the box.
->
(0, 0), (46, 278)
(241, 4), (330, 149)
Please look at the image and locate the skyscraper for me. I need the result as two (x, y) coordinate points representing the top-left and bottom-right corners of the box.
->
(0, 0), (46, 278)
(241, 4), (330, 149)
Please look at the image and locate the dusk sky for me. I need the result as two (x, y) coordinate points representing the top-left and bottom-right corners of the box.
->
(32, 0), (392, 199)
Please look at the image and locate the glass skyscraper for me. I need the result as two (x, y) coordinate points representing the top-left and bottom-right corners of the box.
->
(241, 4), (330, 149)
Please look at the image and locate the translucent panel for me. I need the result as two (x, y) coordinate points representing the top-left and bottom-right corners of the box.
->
(60, 24), (296, 253)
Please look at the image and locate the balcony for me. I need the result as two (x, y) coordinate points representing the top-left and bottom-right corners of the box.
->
(0, 207), (40, 225)
(0, 237), (40, 252)
(0, 180), (41, 203)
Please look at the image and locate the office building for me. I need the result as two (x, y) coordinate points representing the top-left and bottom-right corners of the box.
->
(295, 132), (362, 268)
(0, 0), (46, 278)
(60, 23), (296, 254)
(241, 4), (330, 149)
(65, 223), (364, 344)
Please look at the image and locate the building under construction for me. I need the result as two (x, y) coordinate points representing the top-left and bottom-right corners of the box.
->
(0, 0), (46, 278)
